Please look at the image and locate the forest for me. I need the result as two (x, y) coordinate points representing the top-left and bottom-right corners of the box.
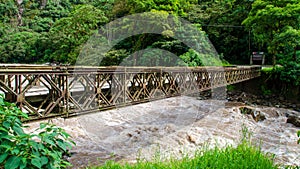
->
(0, 1), (300, 168)
(0, 0), (299, 68)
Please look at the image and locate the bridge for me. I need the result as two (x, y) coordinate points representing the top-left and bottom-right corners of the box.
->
(0, 64), (261, 120)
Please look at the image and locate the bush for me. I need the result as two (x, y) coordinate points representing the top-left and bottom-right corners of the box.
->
(0, 95), (75, 169)
(274, 62), (300, 86)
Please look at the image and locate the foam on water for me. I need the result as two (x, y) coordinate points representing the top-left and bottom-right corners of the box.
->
(25, 96), (300, 168)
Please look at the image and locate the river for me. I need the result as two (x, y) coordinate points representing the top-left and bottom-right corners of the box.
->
(26, 96), (300, 168)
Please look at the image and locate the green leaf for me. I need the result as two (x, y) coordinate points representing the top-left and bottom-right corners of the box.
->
(57, 140), (67, 151)
(40, 156), (48, 166)
(0, 144), (12, 150)
(19, 158), (27, 169)
(44, 137), (56, 146)
(40, 123), (47, 129)
(0, 152), (8, 163)
(30, 141), (40, 151)
(61, 131), (71, 138)
(12, 125), (25, 135)
(31, 158), (42, 169)
(0, 126), (8, 132)
(3, 121), (10, 129)
(4, 156), (21, 169)
(11, 148), (20, 155)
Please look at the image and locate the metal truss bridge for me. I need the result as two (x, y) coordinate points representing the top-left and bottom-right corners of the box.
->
(0, 64), (261, 120)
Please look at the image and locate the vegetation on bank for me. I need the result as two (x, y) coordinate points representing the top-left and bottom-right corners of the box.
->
(88, 146), (277, 169)
(260, 63), (300, 100)
(0, 95), (75, 169)
(87, 129), (278, 169)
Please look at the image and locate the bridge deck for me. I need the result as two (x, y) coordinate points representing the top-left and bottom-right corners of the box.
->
(0, 65), (261, 120)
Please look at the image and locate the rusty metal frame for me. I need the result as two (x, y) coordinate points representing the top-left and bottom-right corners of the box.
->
(0, 65), (261, 120)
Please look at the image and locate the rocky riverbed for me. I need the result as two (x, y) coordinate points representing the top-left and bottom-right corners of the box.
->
(227, 90), (300, 112)
(26, 96), (300, 168)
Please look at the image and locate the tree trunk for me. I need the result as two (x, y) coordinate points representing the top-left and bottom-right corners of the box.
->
(16, 0), (23, 26)
(272, 54), (276, 66)
(40, 0), (47, 9)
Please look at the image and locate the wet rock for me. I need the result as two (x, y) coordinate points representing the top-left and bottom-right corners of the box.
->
(239, 106), (266, 122)
(225, 102), (245, 108)
(237, 97), (243, 102)
(197, 96), (206, 100)
(187, 134), (196, 144)
(253, 110), (266, 122)
(287, 115), (300, 127)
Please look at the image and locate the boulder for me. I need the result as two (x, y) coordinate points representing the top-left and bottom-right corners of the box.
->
(287, 115), (300, 127)
(239, 106), (266, 122)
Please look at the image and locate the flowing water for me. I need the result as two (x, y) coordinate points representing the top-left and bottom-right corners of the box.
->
(26, 96), (300, 168)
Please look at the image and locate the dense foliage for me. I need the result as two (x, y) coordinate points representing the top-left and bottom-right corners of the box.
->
(0, 0), (298, 66)
(0, 0), (299, 83)
(0, 95), (75, 169)
(243, 0), (300, 65)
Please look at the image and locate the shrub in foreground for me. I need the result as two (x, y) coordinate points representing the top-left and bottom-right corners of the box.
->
(0, 95), (75, 169)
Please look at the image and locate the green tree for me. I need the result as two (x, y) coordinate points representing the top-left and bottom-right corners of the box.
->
(188, 0), (254, 64)
(0, 31), (40, 63)
(112, 0), (194, 17)
(242, 0), (300, 65)
(44, 4), (108, 64)
(0, 0), (17, 23)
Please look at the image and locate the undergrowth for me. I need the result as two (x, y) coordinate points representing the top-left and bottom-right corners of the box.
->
(0, 94), (75, 169)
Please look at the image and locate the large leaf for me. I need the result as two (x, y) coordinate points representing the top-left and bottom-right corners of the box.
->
(0, 152), (8, 163)
(4, 156), (21, 169)
(31, 158), (42, 169)
(19, 158), (27, 169)
(44, 137), (56, 146)
(3, 121), (10, 129)
(40, 156), (48, 166)
(12, 125), (25, 135)
(57, 139), (67, 151)
(39, 123), (48, 129)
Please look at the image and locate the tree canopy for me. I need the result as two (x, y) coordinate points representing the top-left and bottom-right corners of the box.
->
(242, 0), (300, 65)
(0, 0), (299, 67)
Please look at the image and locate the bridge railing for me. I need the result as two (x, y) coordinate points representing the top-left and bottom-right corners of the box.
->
(0, 65), (261, 120)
